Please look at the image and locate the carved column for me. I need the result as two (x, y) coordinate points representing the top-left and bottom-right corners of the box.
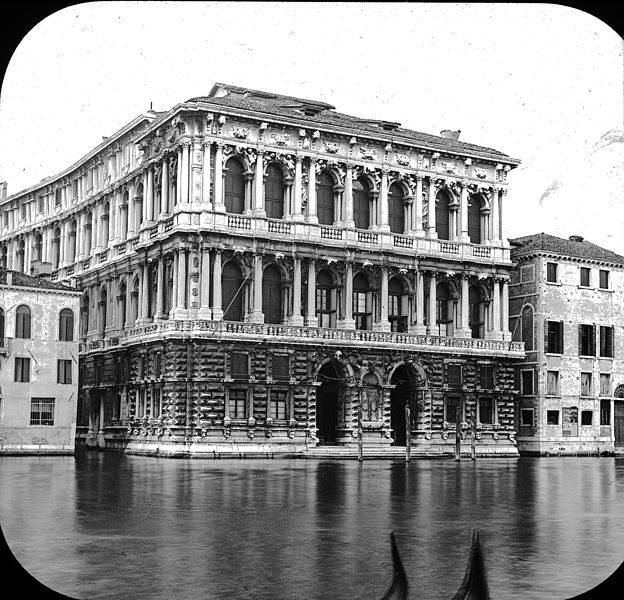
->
(501, 279), (511, 340)
(306, 259), (318, 327)
(252, 150), (266, 217)
(459, 275), (471, 337)
(175, 147), (182, 207)
(490, 278), (502, 340)
(290, 257), (304, 325)
(201, 141), (212, 210)
(125, 275), (133, 327)
(460, 183), (470, 242)
(161, 154), (169, 215)
(213, 143), (225, 212)
(379, 169), (390, 232)
(191, 138), (203, 205)
(375, 266), (390, 331)
(146, 167), (154, 221)
(344, 164), (354, 228)
(500, 189), (507, 244)
(412, 270), (426, 334)
(491, 187), (500, 242)
(250, 253), (264, 323)
(141, 263), (150, 322)
(306, 158), (317, 224)
(292, 156), (303, 221)
(198, 245), (211, 319)
(427, 272), (439, 335)
(340, 262), (355, 329)
(174, 248), (188, 318)
(181, 142), (191, 205)
(155, 258), (165, 320)
(211, 249), (223, 321)
(427, 178), (437, 238)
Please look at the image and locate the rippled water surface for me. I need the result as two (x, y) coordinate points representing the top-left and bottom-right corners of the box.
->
(1, 453), (624, 599)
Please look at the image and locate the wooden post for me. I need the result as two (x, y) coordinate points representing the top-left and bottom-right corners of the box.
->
(405, 403), (411, 463)
(357, 397), (363, 462)
(455, 403), (462, 461)
(471, 407), (477, 461)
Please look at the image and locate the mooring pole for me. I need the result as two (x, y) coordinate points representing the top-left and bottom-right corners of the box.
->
(455, 403), (462, 461)
(357, 399), (363, 462)
(405, 403), (411, 463)
(471, 409), (477, 461)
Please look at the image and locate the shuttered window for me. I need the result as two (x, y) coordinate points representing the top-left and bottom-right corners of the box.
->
(467, 194), (482, 243)
(387, 183), (404, 234)
(353, 178), (370, 229)
(435, 191), (450, 240)
(579, 324), (596, 356)
(230, 353), (249, 379)
(316, 172), (334, 225)
(265, 164), (284, 219)
(224, 158), (245, 214)
(545, 320), (563, 354)
(599, 326), (614, 358)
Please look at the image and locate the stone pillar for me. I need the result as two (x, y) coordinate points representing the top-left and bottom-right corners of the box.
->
(460, 275), (471, 337)
(306, 158), (317, 224)
(146, 167), (154, 221)
(211, 249), (223, 321)
(155, 258), (165, 320)
(341, 262), (355, 329)
(500, 189), (507, 244)
(490, 187), (499, 242)
(374, 266), (390, 331)
(125, 277), (133, 327)
(140, 264), (150, 322)
(191, 138), (202, 205)
(180, 142), (190, 205)
(250, 254), (264, 323)
(252, 151), (266, 217)
(490, 277), (502, 340)
(213, 143), (225, 212)
(174, 248), (188, 318)
(344, 164), (354, 228)
(379, 170), (390, 232)
(120, 203), (128, 242)
(460, 183), (470, 242)
(202, 141), (212, 210)
(412, 270), (427, 334)
(291, 156), (303, 220)
(501, 279), (511, 340)
(290, 257), (304, 325)
(92, 204), (100, 251)
(306, 259), (318, 327)
(427, 272), (439, 335)
(198, 245), (211, 319)
(175, 147), (182, 207)
(161, 155), (169, 215)
(427, 178), (437, 237)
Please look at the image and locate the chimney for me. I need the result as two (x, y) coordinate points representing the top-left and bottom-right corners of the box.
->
(569, 235), (584, 242)
(0, 181), (7, 199)
(440, 129), (461, 141)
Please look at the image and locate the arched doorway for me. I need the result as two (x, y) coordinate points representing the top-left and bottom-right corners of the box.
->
(262, 265), (282, 324)
(390, 364), (423, 447)
(316, 360), (345, 445)
(222, 261), (244, 321)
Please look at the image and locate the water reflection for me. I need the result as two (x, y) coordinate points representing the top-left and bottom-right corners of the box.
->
(0, 454), (623, 599)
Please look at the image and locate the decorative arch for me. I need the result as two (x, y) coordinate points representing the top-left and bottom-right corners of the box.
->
(388, 360), (428, 387)
(358, 367), (384, 386)
(614, 384), (624, 398)
(314, 356), (355, 383)
(520, 303), (534, 350)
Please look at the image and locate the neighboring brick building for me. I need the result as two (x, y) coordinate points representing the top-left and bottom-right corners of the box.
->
(0, 268), (81, 454)
(0, 83), (524, 457)
(509, 233), (624, 455)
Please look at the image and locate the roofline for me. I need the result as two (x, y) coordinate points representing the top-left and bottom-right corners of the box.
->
(511, 249), (624, 269)
(1, 111), (157, 204)
(137, 100), (521, 166)
(207, 83), (336, 110)
(0, 282), (82, 295)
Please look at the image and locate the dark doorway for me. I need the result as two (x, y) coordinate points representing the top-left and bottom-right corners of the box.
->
(615, 401), (624, 447)
(316, 361), (343, 445)
(390, 365), (414, 446)
(262, 265), (282, 324)
(222, 262), (244, 321)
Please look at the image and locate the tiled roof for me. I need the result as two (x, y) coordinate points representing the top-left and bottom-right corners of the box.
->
(187, 84), (516, 161)
(0, 268), (78, 292)
(510, 233), (624, 266)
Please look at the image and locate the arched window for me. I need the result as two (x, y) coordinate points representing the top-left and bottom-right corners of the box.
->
(15, 305), (31, 339)
(316, 269), (337, 328)
(222, 262), (244, 321)
(68, 220), (77, 262)
(80, 294), (90, 338)
(164, 257), (174, 315)
(361, 372), (381, 421)
(33, 233), (43, 262)
(353, 178), (370, 230)
(388, 183), (405, 234)
(59, 308), (74, 341)
(52, 227), (61, 269)
(101, 202), (110, 247)
(224, 157), (245, 214)
(436, 282), (454, 336)
(521, 305), (534, 350)
(468, 194), (482, 244)
(265, 164), (284, 219)
(98, 287), (107, 337)
(435, 190), (451, 240)
(16, 239), (25, 272)
(388, 277), (407, 332)
(120, 191), (129, 240)
(353, 273), (372, 330)
(135, 183), (144, 231)
(469, 285), (486, 339)
(317, 172), (334, 225)
(262, 265), (282, 324)
(118, 282), (127, 328)
(84, 212), (93, 255)
(131, 279), (140, 324)
(147, 263), (158, 319)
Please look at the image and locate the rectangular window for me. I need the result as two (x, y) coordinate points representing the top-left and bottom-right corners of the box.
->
(600, 399), (611, 425)
(445, 396), (460, 424)
(30, 398), (55, 426)
(521, 408), (534, 427)
(95, 362), (103, 385)
(269, 390), (288, 420)
(479, 365), (494, 389)
(272, 355), (290, 381)
(547, 410), (559, 425)
(599, 326), (614, 358)
(580, 267), (591, 287)
(229, 388), (247, 419)
(520, 264), (534, 283)
(230, 352), (249, 379)
(478, 398), (493, 424)
(37, 196), (45, 213)
(154, 354), (162, 378)
(57, 359), (73, 384)
(580, 372), (592, 397)
(546, 370), (559, 395)
(599, 270), (610, 290)
(581, 410), (593, 426)
(446, 364), (462, 387)
(20, 203), (27, 220)
(520, 370), (534, 395)
(546, 262), (558, 283)
(600, 373), (611, 396)
(14, 357), (30, 382)
(579, 324), (596, 356)
(546, 321), (564, 354)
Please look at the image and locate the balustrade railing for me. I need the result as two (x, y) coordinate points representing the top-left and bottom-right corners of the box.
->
(393, 235), (413, 248)
(439, 242), (460, 254)
(358, 231), (379, 244)
(227, 215), (252, 230)
(472, 245), (491, 258)
(320, 226), (343, 240)
(267, 220), (292, 234)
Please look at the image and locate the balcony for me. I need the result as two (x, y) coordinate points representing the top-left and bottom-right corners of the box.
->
(117, 319), (525, 358)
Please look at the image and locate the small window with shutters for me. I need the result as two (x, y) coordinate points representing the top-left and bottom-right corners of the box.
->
(579, 324), (596, 356)
(580, 267), (591, 287)
(545, 320), (564, 354)
(445, 395), (460, 424)
(599, 326), (614, 358)
(230, 352), (249, 380)
(479, 365), (494, 389)
(546, 262), (558, 283)
(446, 364), (462, 388)
(520, 370), (534, 395)
(599, 270), (610, 290)
(272, 354), (290, 381)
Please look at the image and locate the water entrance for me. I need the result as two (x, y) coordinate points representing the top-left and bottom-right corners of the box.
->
(316, 361), (344, 445)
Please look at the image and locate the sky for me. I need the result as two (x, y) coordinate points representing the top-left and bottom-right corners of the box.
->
(0, 2), (622, 252)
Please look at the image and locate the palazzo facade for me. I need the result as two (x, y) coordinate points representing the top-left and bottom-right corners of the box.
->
(0, 83), (523, 456)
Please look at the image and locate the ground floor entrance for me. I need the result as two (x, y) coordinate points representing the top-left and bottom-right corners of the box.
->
(316, 361), (344, 445)
(615, 401), (624, 447)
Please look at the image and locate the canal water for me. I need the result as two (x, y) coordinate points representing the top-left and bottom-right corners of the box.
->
(1, 453), (623, 600)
